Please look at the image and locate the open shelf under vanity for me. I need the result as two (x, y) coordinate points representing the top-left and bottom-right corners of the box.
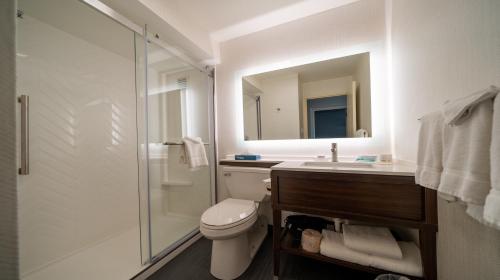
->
(279, 229), (422, 280)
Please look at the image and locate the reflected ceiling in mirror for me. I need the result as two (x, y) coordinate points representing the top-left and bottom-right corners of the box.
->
(242, 52), (372, 141)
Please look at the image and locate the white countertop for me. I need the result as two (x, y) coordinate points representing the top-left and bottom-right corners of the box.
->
(271, 160), (416, 176)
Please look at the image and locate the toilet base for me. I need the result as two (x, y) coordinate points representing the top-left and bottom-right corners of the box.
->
(210, 216), (268, 280)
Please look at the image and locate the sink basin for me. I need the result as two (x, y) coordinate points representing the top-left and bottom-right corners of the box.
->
(301, 161), (373, 168)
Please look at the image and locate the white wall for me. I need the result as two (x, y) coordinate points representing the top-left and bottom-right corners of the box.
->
(260, 74), (301, 139)
(215, 0), (388, 199)
(301, 76), (353, 99)
(390, 0), (500, 279)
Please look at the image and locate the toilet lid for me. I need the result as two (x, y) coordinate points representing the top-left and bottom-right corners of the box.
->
(201, 198), (257, 227)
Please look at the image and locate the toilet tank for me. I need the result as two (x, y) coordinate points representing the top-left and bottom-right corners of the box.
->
(222, 166), (270, 201)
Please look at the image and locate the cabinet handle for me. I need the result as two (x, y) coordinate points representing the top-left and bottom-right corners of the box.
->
(18, 95), (29, 175)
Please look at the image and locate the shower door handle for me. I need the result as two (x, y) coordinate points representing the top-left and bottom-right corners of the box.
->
(18, 95), (29, 175)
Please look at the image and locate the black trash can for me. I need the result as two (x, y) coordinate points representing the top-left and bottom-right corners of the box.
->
(374, 274), (410, 280)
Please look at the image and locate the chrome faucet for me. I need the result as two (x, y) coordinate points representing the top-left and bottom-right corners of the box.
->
(331, 143), (338, 162)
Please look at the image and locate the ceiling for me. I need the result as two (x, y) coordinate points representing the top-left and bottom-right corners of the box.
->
(146, 0), (361, 46)
(247, 52), (369, 83)
(166, 0), (303, 34)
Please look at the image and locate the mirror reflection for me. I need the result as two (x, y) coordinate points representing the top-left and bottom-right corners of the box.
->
(242, 52), (372, 140)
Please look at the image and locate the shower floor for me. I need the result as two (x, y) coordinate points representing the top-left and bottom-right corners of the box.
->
(151, 213), (200, 256)
(22, 213), (200, 280)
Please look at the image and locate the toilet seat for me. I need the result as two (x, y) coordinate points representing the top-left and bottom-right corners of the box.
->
(201, 198), (258, 230)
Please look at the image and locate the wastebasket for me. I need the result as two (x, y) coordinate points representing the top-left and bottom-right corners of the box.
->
(374, 274), (410, 280)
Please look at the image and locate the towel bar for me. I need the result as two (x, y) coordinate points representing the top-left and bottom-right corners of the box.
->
(162, 142), (209, 145)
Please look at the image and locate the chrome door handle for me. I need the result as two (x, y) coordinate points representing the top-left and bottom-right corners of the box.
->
(18, 95), (29, 175)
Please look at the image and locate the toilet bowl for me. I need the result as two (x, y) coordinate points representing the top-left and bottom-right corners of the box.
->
(200, 167), (270, 280)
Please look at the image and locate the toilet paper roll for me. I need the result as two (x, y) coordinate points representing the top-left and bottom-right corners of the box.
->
(301, 229), (322, 253)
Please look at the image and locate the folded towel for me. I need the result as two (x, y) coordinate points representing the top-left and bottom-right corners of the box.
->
(483, 95), (500, 229)
(442, 85), (499, 125)
(415, 112), (444, 189)
(182, 137), (208, 170)
(320, 230), (371, 266)
(343, 225), (402, 260)
(320, 230), (422, 277)
(370, 242), (422, 277)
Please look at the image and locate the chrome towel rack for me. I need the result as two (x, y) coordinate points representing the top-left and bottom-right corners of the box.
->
(162, 142), (209, 146)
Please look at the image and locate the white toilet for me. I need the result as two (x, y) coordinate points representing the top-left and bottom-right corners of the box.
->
(200, 166), (270, 280)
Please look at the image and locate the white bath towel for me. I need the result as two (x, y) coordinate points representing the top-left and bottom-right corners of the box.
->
(483, 95), (500, 229)
(182, 137), (208, 170)
(342, 225), (402, 260)
(439, 100), (493, 205)
(443, 85), (499, 126)
(416, 88), (500, 229)
(320, 230), (422, 277)
(415, 112), (444, 189)
(320, 230), (371, 266)
(370, 242), (423, 277)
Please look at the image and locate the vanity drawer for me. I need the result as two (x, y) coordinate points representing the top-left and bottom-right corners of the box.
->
(274, 172), (423, 221)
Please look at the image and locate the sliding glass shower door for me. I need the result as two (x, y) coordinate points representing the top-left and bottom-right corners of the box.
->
(137, 34), (214, 262)
(16, 1), (143, 279)
(16, 1), (215, 278)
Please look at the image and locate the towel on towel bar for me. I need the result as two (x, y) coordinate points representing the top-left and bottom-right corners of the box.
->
(320, 230), (422, 277)
(442, 85), (499, 126)
(182, 137), (208, 170)
(416, 86), (500, 229)
(439, 100), (493, 205)
(342, 225), (402, 260)
(483, 96), (500, 229)
(416, 112), (445, 189)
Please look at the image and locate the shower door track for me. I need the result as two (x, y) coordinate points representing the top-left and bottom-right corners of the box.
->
(80, 0), (212, 74)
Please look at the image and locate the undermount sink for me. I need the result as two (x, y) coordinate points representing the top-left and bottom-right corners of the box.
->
(301, 161), (374, 168)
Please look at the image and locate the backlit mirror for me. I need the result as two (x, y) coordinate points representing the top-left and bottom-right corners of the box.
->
(242, 52), (372, 140)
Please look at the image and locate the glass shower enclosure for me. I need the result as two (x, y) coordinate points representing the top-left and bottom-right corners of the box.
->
(15, 0), (214, 279)
(136, 31), (215, 263)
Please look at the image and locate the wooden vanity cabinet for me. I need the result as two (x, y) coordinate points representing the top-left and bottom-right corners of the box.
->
(271, 170), (438, 280)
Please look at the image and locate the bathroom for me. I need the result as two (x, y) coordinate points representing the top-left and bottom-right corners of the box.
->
(1, 0), (499, 280)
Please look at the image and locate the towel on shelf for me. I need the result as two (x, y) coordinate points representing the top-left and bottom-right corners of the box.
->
(343, 225), (403, 259)
(415, 112), (444, 189)
(320, 230), (371, 266)
(370, 242), (422, 277)
(483, 96), (500, 229)
(342, 225), (403, 260)
(442, 85), (499, 126)
(320, 230), (422, 277)
(181, 137), (208, 170)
